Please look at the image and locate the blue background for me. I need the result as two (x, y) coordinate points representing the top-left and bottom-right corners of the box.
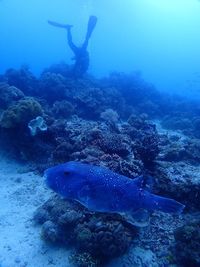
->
(0, 0), (200, 95)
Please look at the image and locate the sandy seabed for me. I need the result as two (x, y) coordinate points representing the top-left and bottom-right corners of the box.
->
(0, 154), (72, 267)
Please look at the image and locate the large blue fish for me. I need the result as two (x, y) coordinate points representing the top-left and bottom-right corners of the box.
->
(45, 161), (185, 226)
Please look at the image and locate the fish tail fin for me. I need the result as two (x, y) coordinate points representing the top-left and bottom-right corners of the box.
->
(150, 195), (185, 214)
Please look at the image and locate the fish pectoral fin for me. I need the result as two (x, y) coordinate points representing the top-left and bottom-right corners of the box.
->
(78, 184), (91, 204)
(132, 175), (154, 191)
(121, 209), (150, 227)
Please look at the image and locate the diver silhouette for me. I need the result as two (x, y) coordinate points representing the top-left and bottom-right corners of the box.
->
(48, 16), (97, 78)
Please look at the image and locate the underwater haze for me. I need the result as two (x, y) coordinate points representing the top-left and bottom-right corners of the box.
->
(1, 1), (200, 267)
(1, 0), (200, 95)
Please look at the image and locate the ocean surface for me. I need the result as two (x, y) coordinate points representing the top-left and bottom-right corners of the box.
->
(0, 0), (200, 266)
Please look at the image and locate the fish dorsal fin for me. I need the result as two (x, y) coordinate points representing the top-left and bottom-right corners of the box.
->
(132, 175), (144, 187)
(133, 175), (154, 191)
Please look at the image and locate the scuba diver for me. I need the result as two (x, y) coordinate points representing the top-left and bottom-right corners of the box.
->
(48, 16), (97, 78)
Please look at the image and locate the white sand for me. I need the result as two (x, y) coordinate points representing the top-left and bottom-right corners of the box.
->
(0, 155), (71, 267)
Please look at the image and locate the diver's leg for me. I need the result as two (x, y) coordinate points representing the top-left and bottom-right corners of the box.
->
(82, 16), (97, 49)
(66, 27), (78, 54)
(48, 20), (78, 54)
(48, 20), (72, 29)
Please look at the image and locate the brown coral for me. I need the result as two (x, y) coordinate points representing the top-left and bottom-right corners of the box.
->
(0, 82), (24, 108)
(0, 97), (43, 128)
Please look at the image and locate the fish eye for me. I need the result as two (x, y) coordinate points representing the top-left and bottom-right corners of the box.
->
(64, 171), (70, 176)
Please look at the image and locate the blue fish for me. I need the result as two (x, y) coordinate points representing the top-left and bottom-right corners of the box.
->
(44, 161), (185, 226)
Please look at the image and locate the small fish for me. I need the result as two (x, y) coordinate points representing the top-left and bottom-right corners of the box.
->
(44, 161), (185, 227)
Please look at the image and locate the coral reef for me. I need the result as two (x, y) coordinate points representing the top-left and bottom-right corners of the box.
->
(100, 108), (120, 132)
(4, 65), (38, 95)
(34, 195), (136, 264)
(1, 63), (200, 266)
(98, 133), (130, 157)
(52, 141), (74, 163)
(69, 252), (100, 267)
(0, 97), (43, 128)
(123, 114), (160, 168)
(72, 86), (124, 120)
(109, 246), (159, 267)
(162, 115), (193, 131)
(38, 72), (68, 103)
(42, 62), (71, 77)
(0, 82), (24, 109)
(51, 100), (75, 119)
(174, 213), (200, 267)
(100, 108), (119, 124)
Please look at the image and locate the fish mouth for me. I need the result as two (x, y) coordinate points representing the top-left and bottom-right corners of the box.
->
(43, 170), (48, 181)
(43, 169), (48, 178)
(43, 170), (50, 187)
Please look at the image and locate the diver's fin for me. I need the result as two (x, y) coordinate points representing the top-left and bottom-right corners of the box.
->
(133, 175), (154, 191)
(121, 209), (150, 227)
(85, 15), (98, 41)
(48, 20), (73, 29)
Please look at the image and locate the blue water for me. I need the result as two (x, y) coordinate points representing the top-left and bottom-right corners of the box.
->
(1, 1), (200, 267)
(1, 0), (200, 95)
